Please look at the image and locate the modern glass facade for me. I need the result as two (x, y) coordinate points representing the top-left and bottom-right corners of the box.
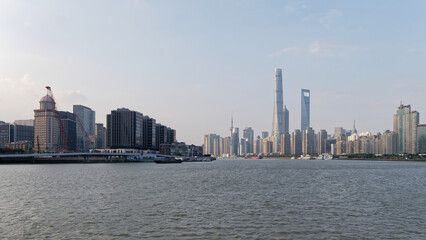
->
(73, 105), (95, 152)
(272, 68), (284, 138)
(107, 108), (144, 149)
(301, 89), (310, 132)
(394, 104), (419, 153)
(417, 124), (426, 153)
(59, 111), (77, 151)
(243, 127), (254, 154)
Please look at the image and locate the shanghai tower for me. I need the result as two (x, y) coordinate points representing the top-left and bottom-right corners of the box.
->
(272, 68), (284, 138)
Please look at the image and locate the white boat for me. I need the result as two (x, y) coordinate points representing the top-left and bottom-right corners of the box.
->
(298, 155), (314, 160)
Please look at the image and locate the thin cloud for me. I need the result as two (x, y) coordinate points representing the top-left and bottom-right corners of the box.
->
(319, 9), (342, 28)
(270, 42), (366, 57)
(303, 9), (342, 28)
(308, 41), (366, 57)
(269, 47), (300, 56)
(284, 1), (307, 13)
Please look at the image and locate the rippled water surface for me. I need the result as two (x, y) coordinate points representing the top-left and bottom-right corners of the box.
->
(0, 159), (425, 239)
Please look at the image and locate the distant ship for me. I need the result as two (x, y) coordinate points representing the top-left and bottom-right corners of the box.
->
(250, 155), (263, 159)
(154, 157), (182, 164)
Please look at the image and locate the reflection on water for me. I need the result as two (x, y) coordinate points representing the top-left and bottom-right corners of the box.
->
(0, 159), (425, 239)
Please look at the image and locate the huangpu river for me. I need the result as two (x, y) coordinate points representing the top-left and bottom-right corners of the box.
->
(0, 159), (425, 239)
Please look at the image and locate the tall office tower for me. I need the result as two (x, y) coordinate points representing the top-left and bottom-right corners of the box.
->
(239, 138), (248, 155)
(281, 132), (291, 155)
(107, 108), (144, 149)
(155, 124), (167, 150)
(58, 111), (77, 151)
(14, 119), (34, 126)
(334, 127), (345, 138)
(73, 105), (95, 152)
(272, 68), (284, 138)
(167, 128), (176, 143)
(417, 124), (426, 153)
(253, 136), (261, 154)
(283, 105), (289, 134)
(394, 103), (419, 153)
(302, 127), (315, 155)
(291, 129), (302, 155)
(231, 127), (239, 156)
(243, 127), (254, 154)
(261, 132), (269, 139)
(219, 137), (224, 156)
(318, 129), (327, 154)
(142, 116), (156, 150)
(94, 123), (106, 149)
(301, 89), (310, 132)
(34, 93), (60, 152)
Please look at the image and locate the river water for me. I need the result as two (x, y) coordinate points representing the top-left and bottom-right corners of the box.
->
(0, 159), (425, 239)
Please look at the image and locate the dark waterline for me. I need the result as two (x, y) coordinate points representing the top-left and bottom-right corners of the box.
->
(0, 159), (425, 239)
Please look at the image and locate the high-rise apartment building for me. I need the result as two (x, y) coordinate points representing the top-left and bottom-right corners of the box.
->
(59, 111), (77, 151)
(34, 94), (60, 152)
(303, 127), (315, 155)
(381, 130), (399, 154)
(318, 129), (327, 154)
(203, 134), (220, 157)
(291, 129), (302, 156)
(222, 136), (231, 156)
(394, 103), (419, 153)
(73, 105), (95, 152)
(283, 105), (289, 134)
(301, 89), (310, 133)
(272, 68), (284, 139)
(243, 127), (254, 154)
(107, 108), (144, 149)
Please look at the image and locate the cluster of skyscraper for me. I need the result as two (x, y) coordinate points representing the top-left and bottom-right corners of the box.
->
(203, 68), (426, 157)
(0, 88), (176, 153)
(333, 103), (426, 155)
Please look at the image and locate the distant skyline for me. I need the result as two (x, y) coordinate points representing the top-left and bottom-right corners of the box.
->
(1, 1), (426, 145)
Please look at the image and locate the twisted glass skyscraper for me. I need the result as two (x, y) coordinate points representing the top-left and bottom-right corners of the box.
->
(272, 68), (284, 138)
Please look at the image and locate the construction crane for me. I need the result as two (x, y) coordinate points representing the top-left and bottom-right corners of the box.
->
(46, 86), (94, 153)
(45, 86), (71, 152)
(73, 114), (95, 153)
(36, 135), (40, 153)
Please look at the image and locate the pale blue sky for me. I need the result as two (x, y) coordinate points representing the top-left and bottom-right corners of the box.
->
(1, 0), (425, 145)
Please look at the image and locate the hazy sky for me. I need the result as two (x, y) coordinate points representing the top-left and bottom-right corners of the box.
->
(1, 0), (426, 145)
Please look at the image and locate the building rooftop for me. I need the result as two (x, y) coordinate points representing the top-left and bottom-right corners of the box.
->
(40, 95), (55, 103)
